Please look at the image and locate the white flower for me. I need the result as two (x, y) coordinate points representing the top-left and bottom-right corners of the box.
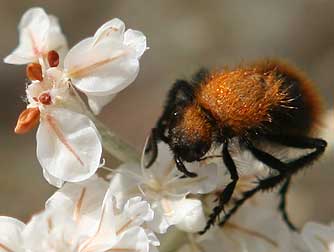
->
(4, 7), (67, 65)
(177, 193), (294, 252)
(64, 18), (147, 114)
(17, 70), (102, 187)
(0, 177), (158, 252)
(0, 217), (25, 252)
(109, 142), (219, 233)
(5, 8), (147, 115)
(299, 222), (334, 252)
(36, 107), (102, 186)
(5, 8), (148, 186)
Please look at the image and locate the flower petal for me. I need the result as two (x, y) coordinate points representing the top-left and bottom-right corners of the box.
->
(147, 198), (206, 233)
(108, 163), (143, 208)
(87, 93), (116, 115)
(93, 18), (125, 45)
(46, 176), (109, 227)
(122, 197), (154, 227)
(45, 15), (68, 64)
(113, 227), (150, 252)
(302, 222), (334, 252)
(0, 217), (24, 252)
(173, 199), (206, 232)
(124, 29), (147, 58)
(4, 8), (67, 65)
(4, 8), (49, 64)
(143, 142), (176, 181)
(173, 162), (219, 195)
(36, 108), (102, 183)
(42, 169), (64, 188)
(22, 208), (78, 252)
(65, 37), (140, 96)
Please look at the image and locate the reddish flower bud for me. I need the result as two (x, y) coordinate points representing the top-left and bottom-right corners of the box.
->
(26, 63), (43, 81)
(47, 50), (60, 67)
(39, 93), (52, 105)
(14, 107), (40, 134)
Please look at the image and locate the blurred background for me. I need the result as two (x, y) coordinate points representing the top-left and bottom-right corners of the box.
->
(0, 0), (333, 226)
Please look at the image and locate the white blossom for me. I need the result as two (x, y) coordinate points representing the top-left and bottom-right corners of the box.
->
(4, 7), (148, 186)
(0, 217), (25, 252)
(108, 142), (219, 233)
(23, 70), (102, 187)
(299, 222), (334, 252)
(4, 7), (67, 65)
(177, 193), (295, 252)
(64, 18), (147, 114)
(0, 177), (158, 252)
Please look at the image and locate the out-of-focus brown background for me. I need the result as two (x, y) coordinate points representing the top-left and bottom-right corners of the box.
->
(0, 0), (333, 225)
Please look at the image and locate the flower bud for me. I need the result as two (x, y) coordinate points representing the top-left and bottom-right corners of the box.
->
(47, 50), (60, 67)
(39, 93), (52, 105)
(14, 107), (40, 134)
(26, 63), (43, 81)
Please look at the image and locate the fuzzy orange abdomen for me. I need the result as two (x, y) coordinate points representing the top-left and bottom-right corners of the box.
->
(198, 68), (286, 135)
(197, 60), (322, 136)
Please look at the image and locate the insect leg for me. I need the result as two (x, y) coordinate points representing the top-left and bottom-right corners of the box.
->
(265, 135), (327, 170)
(219, 173), (285, 227)
(279, 177), (296, 230)
(200, 141), (239, 234)
(245, 141), (296, 229)
(174, 155), (197, 177)
(219, 136), (327, 228)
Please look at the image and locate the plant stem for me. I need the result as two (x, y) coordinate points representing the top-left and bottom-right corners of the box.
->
(93, 117), (140, 163)
(159, 229), (188, 252)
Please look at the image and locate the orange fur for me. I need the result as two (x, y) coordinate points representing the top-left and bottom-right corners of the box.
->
(255, 59), (323, 132)
(187, 59), (323, 136)
(197, 62), (288, 135)
(178, 104), (212, 142)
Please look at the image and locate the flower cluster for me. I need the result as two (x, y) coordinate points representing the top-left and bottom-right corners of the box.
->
(5, 7), (146, 186)
(2, 7), (333, 252)
(0, 177), (158, 252)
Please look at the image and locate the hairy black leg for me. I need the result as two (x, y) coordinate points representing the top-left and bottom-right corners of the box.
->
(266, 136), (327, 172)
(245, 141), (286, 173)
(279, 177), (297, 230)
(219, 174), (285, 227)
(219, 136), (327, 228)
(200, 142), (239, 234)
(243, 141), (297, 229)
(174, 155), (197, 177)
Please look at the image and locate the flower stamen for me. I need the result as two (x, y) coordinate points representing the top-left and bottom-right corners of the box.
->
(48, 50), (60, 67)
(26, 63), (43, 81)
(116, 214), (140, 235)
(15, 107), (40, 134)
(45, 113), (85, 166)
(73, 187), (87, 222)
(0, 243), (14, 252)
(28, 28), (39, 56)
(67, 52), (126, 78)
(39, 93), (52, 105)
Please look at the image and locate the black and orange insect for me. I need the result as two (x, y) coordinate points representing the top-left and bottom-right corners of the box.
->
(145, 59), (327, 234)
